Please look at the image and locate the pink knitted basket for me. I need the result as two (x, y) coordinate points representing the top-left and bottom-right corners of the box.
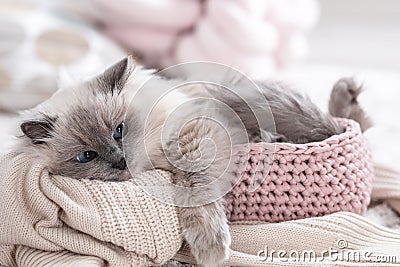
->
(225, 118), (373, 222)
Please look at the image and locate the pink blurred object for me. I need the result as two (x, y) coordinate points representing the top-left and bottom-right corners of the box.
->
(87, 0), (319, 78)
(226, 118), (373, 222)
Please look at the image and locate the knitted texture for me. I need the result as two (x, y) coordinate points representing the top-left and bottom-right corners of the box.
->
(226, 118), (373, 222)
(0, 119), (378, 267)
(81, 0), (319, 78)
(0, 152), (182, 266)
(2, 151), (400, 266)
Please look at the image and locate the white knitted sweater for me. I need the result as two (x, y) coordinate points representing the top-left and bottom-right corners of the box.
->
(1, 152), (400, 266)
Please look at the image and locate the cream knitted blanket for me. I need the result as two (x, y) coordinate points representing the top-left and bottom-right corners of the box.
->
(1, 152), (400, 267)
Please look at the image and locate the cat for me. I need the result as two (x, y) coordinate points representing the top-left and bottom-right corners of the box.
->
(16, 56), (370, 266)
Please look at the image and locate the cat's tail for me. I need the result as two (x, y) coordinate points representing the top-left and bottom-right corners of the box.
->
(329, 77), (372, 132)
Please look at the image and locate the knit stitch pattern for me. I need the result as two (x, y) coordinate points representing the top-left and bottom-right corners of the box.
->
(225, 118), (373, 222)
(0, 152), (182, 266)
(0, 118), (376, 266)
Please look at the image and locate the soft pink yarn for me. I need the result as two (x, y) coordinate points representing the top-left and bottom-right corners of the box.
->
(85, 0), (319, 79)
(226, 118), (373, 222)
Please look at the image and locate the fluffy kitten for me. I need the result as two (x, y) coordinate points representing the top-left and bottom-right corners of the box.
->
(16, 56), (370, 266)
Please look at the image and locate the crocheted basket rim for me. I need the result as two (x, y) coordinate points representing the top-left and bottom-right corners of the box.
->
(243, 118), (362, 154)
(226, 118), (373, 223)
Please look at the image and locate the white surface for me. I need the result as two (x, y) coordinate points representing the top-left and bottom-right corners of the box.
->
(309, 0), (400, 71)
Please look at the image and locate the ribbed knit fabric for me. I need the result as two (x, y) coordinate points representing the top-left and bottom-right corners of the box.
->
(1, 153), (400, 266)
(0, 152), (182, 266)
(16, 247), (104, 267)
(175, 211), (400, 266)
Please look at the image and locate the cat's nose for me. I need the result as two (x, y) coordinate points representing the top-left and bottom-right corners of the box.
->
(112, 158), (127, 170)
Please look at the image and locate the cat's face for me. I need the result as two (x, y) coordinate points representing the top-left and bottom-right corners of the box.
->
(20, 56), (140, 181)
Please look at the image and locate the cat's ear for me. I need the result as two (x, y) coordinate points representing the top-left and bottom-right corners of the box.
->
(94, 55), (136, 94)
(21, 117), (56, 142)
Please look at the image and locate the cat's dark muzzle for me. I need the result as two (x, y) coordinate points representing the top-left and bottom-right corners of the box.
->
(112, 158), (127, 170)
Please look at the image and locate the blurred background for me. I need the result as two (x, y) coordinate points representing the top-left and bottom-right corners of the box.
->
(0, 0), (399, 168)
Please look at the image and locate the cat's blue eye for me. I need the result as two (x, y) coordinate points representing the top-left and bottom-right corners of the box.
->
(113, 122), (124, 140)
(77, 151), (98, 163)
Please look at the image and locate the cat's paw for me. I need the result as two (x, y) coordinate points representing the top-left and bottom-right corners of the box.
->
(329, 77), (372, 132)
(185, 224), (231, 267)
